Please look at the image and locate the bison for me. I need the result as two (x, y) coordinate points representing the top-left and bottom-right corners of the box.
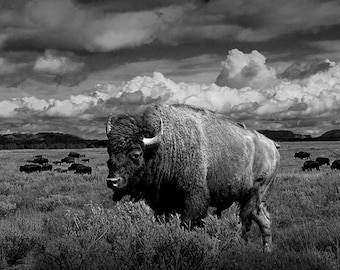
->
(61, 157), (75, 163)
(315, 157), (330, 166)
(106, 104), (280, 252)
(74, 165), (92, 174)
(68, 163), (84, 171)
(301, 160), (320, 171)
(20, 164), (42, 173)
(68, 152), (85, 158)
(54, 168), (69, 173)
(33, 157), (49, 165)
(294, 151), (311, 159)
(331, 160), (340, 170)
(82, 158), (90, 162)
(41, 164), (53, 171)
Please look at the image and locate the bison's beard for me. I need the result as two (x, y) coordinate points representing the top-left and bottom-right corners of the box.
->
(109, 168), (147, 203)
(111, 190), (125, 202)
(130, 189), (144, 202)
(111, 189), (143, 203)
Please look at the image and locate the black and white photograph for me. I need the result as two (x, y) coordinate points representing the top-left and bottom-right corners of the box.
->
(0, 0), (340, 269)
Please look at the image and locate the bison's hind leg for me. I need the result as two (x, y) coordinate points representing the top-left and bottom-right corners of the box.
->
(252, 174), (276, 253)
(239, 195), (256, 242)
(238, 183), (274, 252)
(251, 202), (272, 252)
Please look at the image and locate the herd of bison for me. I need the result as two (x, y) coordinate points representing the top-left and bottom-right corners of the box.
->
(19, 151), (92, 174)
(18, 150), (340, 174)
(294, 151), (340, 171)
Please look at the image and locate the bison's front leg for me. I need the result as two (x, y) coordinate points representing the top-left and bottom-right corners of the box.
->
(181, 189), (210, 229)
(252, 202), (272, 253)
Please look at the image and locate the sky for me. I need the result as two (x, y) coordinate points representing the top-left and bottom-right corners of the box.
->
(1, 0), (340, 139)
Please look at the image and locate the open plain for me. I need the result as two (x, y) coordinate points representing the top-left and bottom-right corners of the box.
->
(0, 142), (340, 269)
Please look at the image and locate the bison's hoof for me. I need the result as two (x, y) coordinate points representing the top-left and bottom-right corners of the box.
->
(263, 243), (272, 253)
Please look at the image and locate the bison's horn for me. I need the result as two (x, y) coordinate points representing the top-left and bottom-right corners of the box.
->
(106, 113), (114, 137)
(143, 117), (163, 147)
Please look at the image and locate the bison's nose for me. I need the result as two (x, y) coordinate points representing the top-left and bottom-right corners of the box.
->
(107, 177), (127, 189)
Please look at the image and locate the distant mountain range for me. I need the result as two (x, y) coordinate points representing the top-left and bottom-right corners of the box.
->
(0, 129), (340, 149)
(258, 129), (340, 141)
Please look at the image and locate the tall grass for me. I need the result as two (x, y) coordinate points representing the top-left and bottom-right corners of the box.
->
(0, 145), (339, 269)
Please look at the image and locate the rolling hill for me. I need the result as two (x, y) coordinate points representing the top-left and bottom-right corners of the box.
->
(0, 132), (107, 150)
(0, 129), (339, 149)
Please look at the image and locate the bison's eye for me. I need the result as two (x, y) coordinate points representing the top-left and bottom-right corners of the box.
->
(129, 150), (142, 161)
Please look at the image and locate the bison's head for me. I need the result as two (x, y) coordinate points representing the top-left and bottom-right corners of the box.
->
(106, 113), (163, 202)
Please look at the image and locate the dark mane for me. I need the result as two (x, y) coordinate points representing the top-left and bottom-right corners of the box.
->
(107, 114), (144, 150)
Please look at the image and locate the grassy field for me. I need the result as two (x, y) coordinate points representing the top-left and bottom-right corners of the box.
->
(0, 142), (340, 269)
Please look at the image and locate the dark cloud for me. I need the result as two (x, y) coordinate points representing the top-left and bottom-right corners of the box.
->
(0, 0), (339, 65)
(1, 1), (340, 139)
(0, 49), (88, 88)
(279, 59), (332, 80)
(0, 73), (26, 88)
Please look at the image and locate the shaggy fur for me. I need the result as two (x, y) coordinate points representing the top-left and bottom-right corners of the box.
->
(106, 104), (280, 252)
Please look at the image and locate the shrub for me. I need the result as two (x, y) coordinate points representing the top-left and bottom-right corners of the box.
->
(34, 195), (76, 212)
(0, 195), (18, 217)
(0, 230), (39, 268)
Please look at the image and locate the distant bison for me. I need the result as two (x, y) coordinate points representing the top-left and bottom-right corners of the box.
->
(68, 152), (85, 158)
(41, 164), (53, 171)
(74, 165), (92, 174)
(315, 157), (330, 166)
(68, 163), (83, 171)
(81, 158), (90, 162)
(53, 161), (62, 165)
(61, 157), (75, 163)
(68, 152), (80, 158)
(106, 104), (280, 252)
(301, 160), (320, 171)
(27, 158), (48, 164)
(331, 160), (340, 170)
(294, 151), (311, 159)
(54, 168), (69, 173)
(33, 157), (49, 165)
(20, 164), (42, 173)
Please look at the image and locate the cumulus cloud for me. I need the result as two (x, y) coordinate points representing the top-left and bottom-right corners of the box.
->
(0, 100), (21, 117)
(215, 49), (276, 89)
(2, 49), (340, 138)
